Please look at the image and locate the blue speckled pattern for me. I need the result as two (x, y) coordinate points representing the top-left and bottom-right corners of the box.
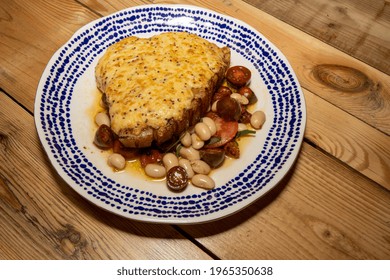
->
(35, 5), (305, 223)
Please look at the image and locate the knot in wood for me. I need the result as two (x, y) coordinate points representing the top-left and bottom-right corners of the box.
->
(0, 132), (10, 152)
(312, 64), (370, 93)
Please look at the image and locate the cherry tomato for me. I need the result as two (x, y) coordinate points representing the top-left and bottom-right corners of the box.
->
(226, 66), (251, 87)
(216, 96), (241, 121)
(166, 166), (188, 192)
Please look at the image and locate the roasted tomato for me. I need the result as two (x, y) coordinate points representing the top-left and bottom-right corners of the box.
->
(94, 124), (115, 149)
(166, 166), (188, 192)
(139, 149), (163, 168)
(239, 106), (252, 124)
(226, 66), (251, 87)
(224, 141), (240, 159)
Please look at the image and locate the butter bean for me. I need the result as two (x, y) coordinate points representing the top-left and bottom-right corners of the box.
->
(107, 153), (126, 170)
(211, 100), (218, 112)
(195, 122), (211, 141)
(191, 174), (215, 189)
(191, 133), (204, 150)
(230, 93), (249, 105)
(95, 112), (110, 127)
(250, 110), (266, 129)
(163, 153), (179, 171)
(179, 146), (200, 161)
(179, 158), (195, 179)
(144, 164), (166, 178)
(180, 132), (192, 147)
(191, 160), (211, 175)
(202, 117), (217, 135)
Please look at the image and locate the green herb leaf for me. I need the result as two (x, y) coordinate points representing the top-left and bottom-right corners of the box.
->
(235, 129), (256, 138)
(175, 143), (183, 157)
(207, 136), (221, 145)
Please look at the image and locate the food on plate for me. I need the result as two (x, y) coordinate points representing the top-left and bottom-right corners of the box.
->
(226, 66), (251, 87)
(250, 110), (266, 129)
(215, 96), (241, 121)
(95, 32), (230, 148)
(93, 32), (266, 192)
(166, 166), (189, 192)
(94, 124), (115, 149)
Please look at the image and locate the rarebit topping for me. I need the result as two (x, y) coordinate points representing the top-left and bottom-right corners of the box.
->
(93, 32), (267, 192)
(95, 32), (230, 148)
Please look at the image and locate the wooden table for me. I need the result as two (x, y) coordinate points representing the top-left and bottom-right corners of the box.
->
(1, 0), (389, 260)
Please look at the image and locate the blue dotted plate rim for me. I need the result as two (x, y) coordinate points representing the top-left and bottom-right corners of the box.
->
(34, 4), (306, 224)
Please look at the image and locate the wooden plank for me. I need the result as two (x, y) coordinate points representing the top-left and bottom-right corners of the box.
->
(0, 92), (211, 259)
(243, 0), (390, 75)
(179, 143), (390, 259)
(303, 88), (390, 190)
(0, 0), (100, 112)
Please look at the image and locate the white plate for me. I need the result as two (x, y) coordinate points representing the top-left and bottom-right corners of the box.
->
(35, 4), (306, 224)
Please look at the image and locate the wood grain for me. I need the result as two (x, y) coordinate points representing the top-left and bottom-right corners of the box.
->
(1, 0), (389, 260)
(303, 87), (390, 190)
(0, 0), (99, 112)
(180, 143), (390, 259)
(0, 92), (211, 260)
(243, 0), (390, 75)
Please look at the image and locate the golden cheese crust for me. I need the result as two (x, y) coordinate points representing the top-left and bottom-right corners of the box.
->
(95, 32), (230, 148)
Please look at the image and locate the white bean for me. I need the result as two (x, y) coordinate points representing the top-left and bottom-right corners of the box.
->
(230, 93), (249, 105)
(107, 153), (126, 170)
(195, 122), (211, 141)
(162, 153), (179, 171)
(95, 112), (110, 127)
(179, 146), (200, 161)
(211, 100), (218, 112)
(250, 110), (266, 129)
(238, 123), (248, 132)
(191, 160), (211, 175)
(191, 174), (215, 189)
(191, 133), (204, 150)
(179, 158), (195, 179)
(180, 132), (192, 147)
(202, 117), (217, 135)
(144, 164), (166, 178)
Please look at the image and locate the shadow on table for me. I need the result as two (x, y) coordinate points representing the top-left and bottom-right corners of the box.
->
(178, 161), (295, 237)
